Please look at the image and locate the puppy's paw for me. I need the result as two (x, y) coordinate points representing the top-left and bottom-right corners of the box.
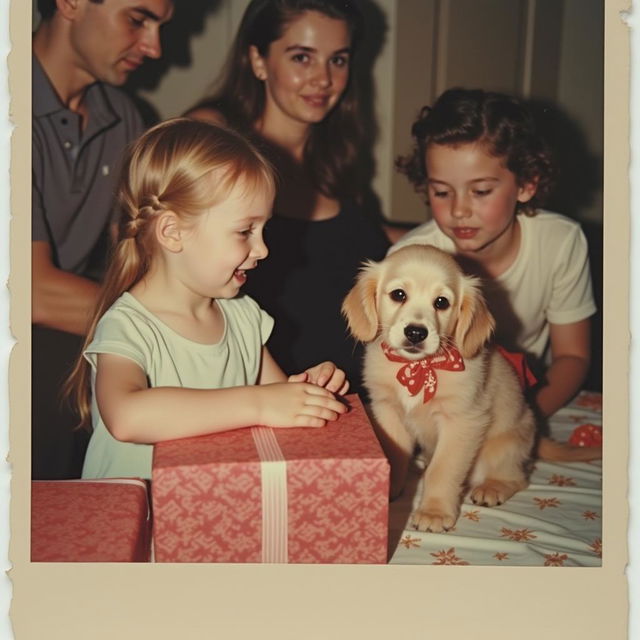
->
(409, 501), (458, 533)
(470, 480), (517, 507)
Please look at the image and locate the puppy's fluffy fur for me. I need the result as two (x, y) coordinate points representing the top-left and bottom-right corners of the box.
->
(342, 245), (591, 533)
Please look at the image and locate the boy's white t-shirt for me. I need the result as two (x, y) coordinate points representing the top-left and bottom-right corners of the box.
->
(81, 292), (274, 480)
(389, 210), (596, 368)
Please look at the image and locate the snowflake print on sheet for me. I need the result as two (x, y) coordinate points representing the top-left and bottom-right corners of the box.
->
(583, 511), (599, 521)
(549, 474), (576, 487)
(500, 527), (537, 542)
(533, 497), (560, 510)
(575, 392), (602, 411)
(462, 510), (481, 522)
(430, 548), (469, 565)
(544, 552), (568, 567)
(567, 414), (589, 423)
(399, 535), (421, 549)
(494, 552), (509, 561)
(589, 538), (602, 558)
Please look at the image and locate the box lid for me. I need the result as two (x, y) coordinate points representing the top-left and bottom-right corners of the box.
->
(153, 394), (384, 470)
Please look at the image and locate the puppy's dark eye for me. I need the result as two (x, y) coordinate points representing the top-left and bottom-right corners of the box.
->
(390, 289), (407, 303)
(434, 296), (450, 310)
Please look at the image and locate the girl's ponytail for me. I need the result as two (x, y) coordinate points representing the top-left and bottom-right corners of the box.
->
(63, 214), (152, 430)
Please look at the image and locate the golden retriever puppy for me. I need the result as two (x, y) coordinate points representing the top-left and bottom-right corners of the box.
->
(342, 244), (537, 533)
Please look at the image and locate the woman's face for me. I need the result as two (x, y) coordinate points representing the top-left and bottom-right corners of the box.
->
(250, 10), (352, 129)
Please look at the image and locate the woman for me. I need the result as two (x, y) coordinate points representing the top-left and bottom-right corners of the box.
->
(187, 0), (390, 394)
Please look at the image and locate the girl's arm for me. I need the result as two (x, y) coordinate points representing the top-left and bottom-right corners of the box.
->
(257, 347), (288, 384)
(95, 353), (347, 444)
(534, 318), (591, 417)
(258, 347), (349, 395)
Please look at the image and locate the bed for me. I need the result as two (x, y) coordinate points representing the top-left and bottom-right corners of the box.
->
(30, 391), (602, 566)
(387, 390), (603, 566)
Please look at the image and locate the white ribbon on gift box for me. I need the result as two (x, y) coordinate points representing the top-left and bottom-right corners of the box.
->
(251, 427), (288, 563)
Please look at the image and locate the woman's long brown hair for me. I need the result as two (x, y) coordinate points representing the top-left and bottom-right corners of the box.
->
(188, 0), (366, 201)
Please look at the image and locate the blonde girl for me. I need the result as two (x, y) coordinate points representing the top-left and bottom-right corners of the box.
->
(67, 118), (348, 480)
(393, 88), (596, 418)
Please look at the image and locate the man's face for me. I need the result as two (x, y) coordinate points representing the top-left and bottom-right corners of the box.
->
(68, 0), (174, 86)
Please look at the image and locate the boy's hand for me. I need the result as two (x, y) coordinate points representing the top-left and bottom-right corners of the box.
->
(288, 361), (349, 395)
(256, 382), (347, 428)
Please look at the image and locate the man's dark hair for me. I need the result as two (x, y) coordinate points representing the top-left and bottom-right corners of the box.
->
(38, 0), (104, 20)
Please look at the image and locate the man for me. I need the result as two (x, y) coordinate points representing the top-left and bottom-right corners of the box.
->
(32, 0), (174, 478)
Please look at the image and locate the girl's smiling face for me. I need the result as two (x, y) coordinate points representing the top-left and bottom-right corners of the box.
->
(425, 142), (537, 260)
(177, 178), (274, 300)
(249, 10), (352, 128)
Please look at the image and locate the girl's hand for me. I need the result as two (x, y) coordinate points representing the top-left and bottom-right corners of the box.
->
(288, 361), (349, 395)
(256, 381), (347, 428)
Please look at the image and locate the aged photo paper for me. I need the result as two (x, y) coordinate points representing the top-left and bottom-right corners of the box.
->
(5, 0), (634, 637)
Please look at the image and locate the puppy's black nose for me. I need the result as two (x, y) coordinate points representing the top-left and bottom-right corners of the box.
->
(404, 325), (428, 344)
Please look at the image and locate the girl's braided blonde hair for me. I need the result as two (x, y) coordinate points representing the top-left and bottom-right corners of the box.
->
(65, 118), (275, 429)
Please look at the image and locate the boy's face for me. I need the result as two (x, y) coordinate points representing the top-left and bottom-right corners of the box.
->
(67, 0), (174, 86)
(424, 142), (537, 259)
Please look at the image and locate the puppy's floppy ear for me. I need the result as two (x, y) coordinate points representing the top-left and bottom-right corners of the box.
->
(342, 261), (381, 342)
(453, 275), (495, 358)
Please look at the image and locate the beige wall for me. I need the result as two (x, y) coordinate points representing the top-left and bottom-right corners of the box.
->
(557, 0), (604, 223)
(384, 0), (604, 224)
(32, 0), (604, 224)
(136, 0), (251, 119)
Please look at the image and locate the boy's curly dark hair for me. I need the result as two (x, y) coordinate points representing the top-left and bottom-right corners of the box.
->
(36, 0), (57, 18)
(396, 88), (556, 215)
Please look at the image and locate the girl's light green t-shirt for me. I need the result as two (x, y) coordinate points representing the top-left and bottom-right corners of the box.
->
(81, 292), (274, 480)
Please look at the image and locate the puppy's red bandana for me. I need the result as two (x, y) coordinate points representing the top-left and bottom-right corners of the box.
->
(381, 342), (465, 403)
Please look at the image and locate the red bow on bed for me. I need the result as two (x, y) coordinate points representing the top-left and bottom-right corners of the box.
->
(381, 342), (465, 403)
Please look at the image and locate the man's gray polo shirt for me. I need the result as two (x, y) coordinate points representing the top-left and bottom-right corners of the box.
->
(32, 56), (144, 278)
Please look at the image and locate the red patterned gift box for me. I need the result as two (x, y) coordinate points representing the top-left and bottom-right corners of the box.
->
(152, 394), (389, 563)
(31, 479), (151, 562)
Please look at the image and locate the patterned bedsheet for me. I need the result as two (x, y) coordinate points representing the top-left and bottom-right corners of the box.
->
(388, 391), (603, 566)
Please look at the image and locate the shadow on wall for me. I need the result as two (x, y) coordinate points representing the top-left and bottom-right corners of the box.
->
(526, 98), (602, 222)
(527, 98), (603, 392)
(351, 0), (388, 222)
(124, 0), (224, 126)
